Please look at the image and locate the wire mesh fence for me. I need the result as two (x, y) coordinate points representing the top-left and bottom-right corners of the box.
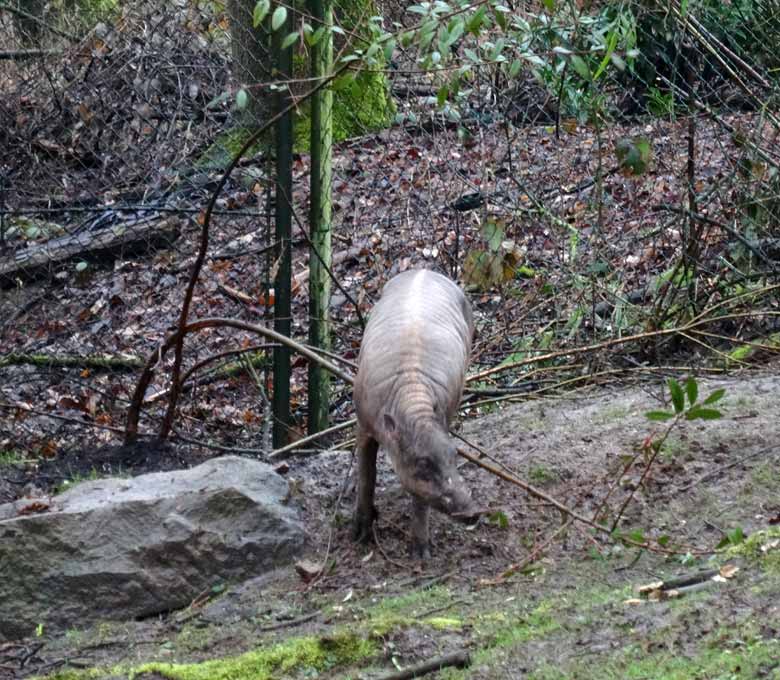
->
(1, 0), (779, 484)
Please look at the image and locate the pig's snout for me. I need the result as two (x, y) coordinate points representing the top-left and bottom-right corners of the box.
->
(432, 475), (480, 522)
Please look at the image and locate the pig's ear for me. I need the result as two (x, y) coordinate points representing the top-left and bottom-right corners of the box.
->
(383, 413), (398, 438)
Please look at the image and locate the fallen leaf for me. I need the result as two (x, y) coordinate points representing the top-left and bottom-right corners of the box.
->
(18, 501), (50, 515)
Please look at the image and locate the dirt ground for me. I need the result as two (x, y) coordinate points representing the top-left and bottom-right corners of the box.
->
(1, 369), (779, 679)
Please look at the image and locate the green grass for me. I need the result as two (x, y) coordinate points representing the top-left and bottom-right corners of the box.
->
(53, 468), (101, 494)
(0, 449), (27, 466)
(134, 633), (376, 680)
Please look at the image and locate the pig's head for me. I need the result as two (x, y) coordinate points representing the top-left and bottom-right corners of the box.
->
(383, 414), (480, 521)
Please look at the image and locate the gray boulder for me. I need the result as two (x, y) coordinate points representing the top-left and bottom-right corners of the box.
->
(0, 456), (304, 640)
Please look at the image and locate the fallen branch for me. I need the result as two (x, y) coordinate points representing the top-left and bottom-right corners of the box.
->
(0, 352), (143, 371)
(0, 217), (181, 287)
(256, 610), (320, 632)
(217, 282), (257, 306)
(0, 49), (61, 59)
(376, 651), (471, 680)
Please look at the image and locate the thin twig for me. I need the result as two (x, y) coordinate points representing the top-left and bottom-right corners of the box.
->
(270, 418), (356, 458)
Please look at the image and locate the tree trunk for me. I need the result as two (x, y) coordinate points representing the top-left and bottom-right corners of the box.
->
(306, 0), (334, 436)
(227, 0), (272, 125)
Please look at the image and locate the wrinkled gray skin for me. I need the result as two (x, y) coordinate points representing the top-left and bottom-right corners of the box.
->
(353, 269), (480, 559)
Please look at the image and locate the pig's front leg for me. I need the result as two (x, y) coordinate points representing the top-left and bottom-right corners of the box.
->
(409, 495), (431, 559)
(353, 428), (379, 544)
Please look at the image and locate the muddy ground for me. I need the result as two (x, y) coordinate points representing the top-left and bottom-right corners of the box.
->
(2, 369), (779, 679)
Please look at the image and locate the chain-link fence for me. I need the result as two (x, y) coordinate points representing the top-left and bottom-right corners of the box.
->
(1, 0), (779, 493)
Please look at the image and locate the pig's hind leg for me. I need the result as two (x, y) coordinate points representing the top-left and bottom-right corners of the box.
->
(353, 427), (379, 544)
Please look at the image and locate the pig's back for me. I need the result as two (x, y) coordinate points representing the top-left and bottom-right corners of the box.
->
(354, 270), (473, 432)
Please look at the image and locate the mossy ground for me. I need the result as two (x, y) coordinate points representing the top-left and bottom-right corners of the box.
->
(196, 68), (394, 169)
(33, 552), (780, 680)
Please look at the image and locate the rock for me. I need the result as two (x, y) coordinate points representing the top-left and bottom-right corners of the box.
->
(0, 456), (304, 640)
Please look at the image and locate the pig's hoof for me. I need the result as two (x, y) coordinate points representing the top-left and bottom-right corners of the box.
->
(409, 538), (431, 561)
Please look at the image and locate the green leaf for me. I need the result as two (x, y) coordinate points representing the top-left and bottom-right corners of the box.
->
(437, 84), (449, 107)
(271, 5), (287, 31)
(365, 43), (380, 63)
(309, 25), (326, 46)
(465, 6), (487, 35)
(483, 221), (505, 252)
(235, 88), (248, 110)
(657, 535), (670, 547)
(281, 31), (298, 49)
(488, 510), (509, 529)
(508, 59), (522, 78)
(253, 0), (270, 26)
(383, 37), (396, 61)
(703, 388), (726, 405)
(685, 407), (722, 421)
(627, 529), (645, 543)
(75, 261), (88, 272)
(419, 26), (435, 51)
(668, 378), (684, 414)
(570, 54), (590, 81)
(645, 410), (674, 421)
(615, 137), (653, 175)
(685, 377), (698, 405)
(729, 526), (745, 544)
(542, 0), (555, 10)
(447, 18), (464, 46)
(592, 29), (618, 81)
(400, 30), (414, 48)
(717, 526), (745, 550)
(490, 38), (505, 61)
